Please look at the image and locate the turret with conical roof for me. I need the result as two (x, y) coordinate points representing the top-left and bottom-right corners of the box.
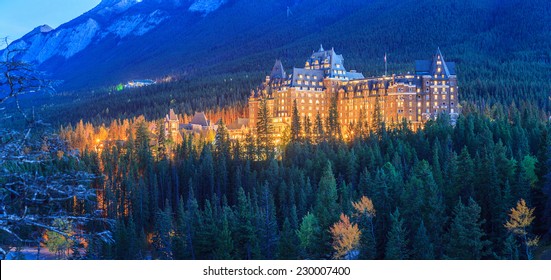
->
(270, 59), (286, 80)
(431, 47), (452, 77)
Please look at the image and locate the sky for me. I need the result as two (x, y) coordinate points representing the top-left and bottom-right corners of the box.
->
(0, 0), (101, 42)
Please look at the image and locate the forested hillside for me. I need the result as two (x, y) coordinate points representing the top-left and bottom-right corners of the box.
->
(3, 0), (549, 128)
(50, 101), (550, 259)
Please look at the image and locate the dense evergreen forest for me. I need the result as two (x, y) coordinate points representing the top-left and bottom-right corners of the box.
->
(46, 100), (548, 260)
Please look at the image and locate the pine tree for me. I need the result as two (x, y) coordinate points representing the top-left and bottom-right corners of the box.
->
(327, 94), (341, 140)
(412, 221), (435, 260)
(291, 99), (302, 142)
(297, 212), (322, 259)
(278, 218), (299, 259)
(259, 183), (278, 259)
(256, 98), (273, 160)
(385, 209), (409, 260)
(215, 119), (231, 159)
(152, 202), (173, 260)
(303, 116), (312, 143)
(173, 197), (187, 260)
(502, 234), (519, 260)
(314, 162), (339, 257)
(446, 198), (487, 260)
(314, 112), (325, 143)
(213, 208), (235, 260)
(371, 93), (383, 134)
(355, 108), (368, 140)
(234, 187), (261, 259)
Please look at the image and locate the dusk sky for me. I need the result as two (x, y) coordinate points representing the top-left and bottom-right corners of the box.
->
(0, 0), (101, 42)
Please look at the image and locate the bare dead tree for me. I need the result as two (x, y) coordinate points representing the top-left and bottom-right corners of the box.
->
(0, 38), (113, 260)
(1, 37), (56, 125)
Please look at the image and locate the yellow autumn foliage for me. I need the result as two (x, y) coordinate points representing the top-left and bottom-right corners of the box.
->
(504, 199), (535, 235)
(330, 214), (361, 259)
(352, 196), (376, 218)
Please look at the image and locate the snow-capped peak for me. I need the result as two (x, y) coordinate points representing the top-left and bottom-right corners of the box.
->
(189, 0), (227, 14)
(39, 25), (54, 33)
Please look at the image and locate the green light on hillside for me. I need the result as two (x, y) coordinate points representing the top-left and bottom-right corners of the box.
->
(116, 84), (124, 91)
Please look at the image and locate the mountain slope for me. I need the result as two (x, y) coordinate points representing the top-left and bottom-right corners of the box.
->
(2, 0), (551, 126)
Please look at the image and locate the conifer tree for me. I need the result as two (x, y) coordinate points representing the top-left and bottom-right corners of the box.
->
(303, 116), (312, 143)
(256, 98), (273, 160)
(502, 234), (519, 260)
(173, 197), (187, 260)
(278, 218), (299, 259)
(259, 183), (278, 259)
(213, 208), (235, 260)
(291, 99), (302, 142)
(314, 112), (325, 143)
(385, 209), (409, 260)
(412, 221), (435, 260)
(235, 187), (261, 259)
(371, 93), (383, 134)
(297, 212), (321, 259)
(446, 198), (487, 260)
(327, 94), (341, 140)
(215, 119), (231, 159)
(314, 162), (339, 257)
(152, 202), (173, 260)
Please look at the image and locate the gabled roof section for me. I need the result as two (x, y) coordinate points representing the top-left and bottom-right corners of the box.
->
(290, 68), (324, 87)
(168, 109), (178, 121)
(190, 112), (209, 127)
(227, 118), (250, 130)
(415, 48), (456, 76)
(303, 45), (360, 80)
(431, 48), (451, 77)
(270, 59), (286, 79)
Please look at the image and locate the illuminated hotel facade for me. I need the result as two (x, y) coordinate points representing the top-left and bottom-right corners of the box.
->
(244, 46), (459, 139)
